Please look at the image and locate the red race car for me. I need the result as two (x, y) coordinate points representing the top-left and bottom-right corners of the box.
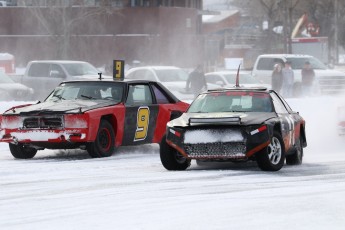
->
(0, 79), (189, 159)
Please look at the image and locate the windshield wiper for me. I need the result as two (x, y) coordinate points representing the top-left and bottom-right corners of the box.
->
(53, 95), (65, 100)
(80, 94), (95, 100)
(224, 110), (245, 113)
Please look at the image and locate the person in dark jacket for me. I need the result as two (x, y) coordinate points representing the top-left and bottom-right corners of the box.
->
(186, 64), (207, 98)
(301, 61), (315, 96)
(281, 61), (294, 98)
(271, 63), (283, 93)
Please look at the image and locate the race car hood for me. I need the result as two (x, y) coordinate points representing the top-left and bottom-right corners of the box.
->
(3, 100), (118, 116)
(168, 112), (276, 127)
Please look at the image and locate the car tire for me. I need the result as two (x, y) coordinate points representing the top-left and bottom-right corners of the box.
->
(256, 131), (285, 171)
(160, 135), (191, 170)
(87, 120), (115, 158)
(286, 135), (303, 165)
(9, 143), (37, 159)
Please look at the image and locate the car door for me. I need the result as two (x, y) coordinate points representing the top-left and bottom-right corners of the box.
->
(270, 92), (299, 152)
(122, 83), (159, 145)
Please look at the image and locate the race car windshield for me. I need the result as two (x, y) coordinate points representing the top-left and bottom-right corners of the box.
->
(45, 82), (124, 102)
(188, 91), (273, 113)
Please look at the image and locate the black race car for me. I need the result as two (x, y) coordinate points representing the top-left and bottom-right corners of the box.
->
(160, 87), (307, 171)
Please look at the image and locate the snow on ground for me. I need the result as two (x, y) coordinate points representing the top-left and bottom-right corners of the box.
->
(1, 96), (345, 230)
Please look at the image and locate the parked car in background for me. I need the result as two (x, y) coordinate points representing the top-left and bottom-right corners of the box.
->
(0, 71), (34, 101)
(0, 79), (189, 159)
(126, 66), (217, 101)
(10, 60), (107, 101)
(252, 54), (345, 96)
(205, 71), (271, 89)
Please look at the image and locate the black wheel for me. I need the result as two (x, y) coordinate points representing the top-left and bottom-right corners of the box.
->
(87, 120), (115, 158)
(256, 131), (285, 171)
(9, 143), (37, 159)
(286, 135), (303, 165)
(160, 135), (191, 170)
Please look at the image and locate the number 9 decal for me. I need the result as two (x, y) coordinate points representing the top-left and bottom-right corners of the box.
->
(115, 61), (122, 78)
(134, 106), (150, 141)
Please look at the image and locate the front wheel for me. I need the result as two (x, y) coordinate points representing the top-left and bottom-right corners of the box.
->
(160, 136), (191, 170)
(87, 120), (115, 158)
(9, 143), (37, 159)
(256, 131), (285, 171)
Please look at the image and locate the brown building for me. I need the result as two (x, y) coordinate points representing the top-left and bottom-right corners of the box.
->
(0, 0), (204, 69)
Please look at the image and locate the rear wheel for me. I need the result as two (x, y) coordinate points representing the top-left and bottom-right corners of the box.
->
(87, 120), (115, 158)
(286, 135), (303, 165)
(160, 136), (191, 170)
(256, 131), (285, 171)
(9, 143), (37, 159)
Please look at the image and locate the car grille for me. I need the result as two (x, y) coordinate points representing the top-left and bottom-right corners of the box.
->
(23, 116), (64, 129)
(184, 142), (246, 158)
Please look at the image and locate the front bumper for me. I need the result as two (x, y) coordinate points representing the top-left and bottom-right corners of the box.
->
(167, 126), (270, 160)
(0, 128), (89, 144)
(0, 113), (90, 144)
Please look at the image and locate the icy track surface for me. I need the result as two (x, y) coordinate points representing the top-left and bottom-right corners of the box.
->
(1, 96), (345, 230)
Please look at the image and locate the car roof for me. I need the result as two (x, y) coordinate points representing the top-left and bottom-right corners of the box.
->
(206, 86), (269, 93)
(61, 78), (158, 84)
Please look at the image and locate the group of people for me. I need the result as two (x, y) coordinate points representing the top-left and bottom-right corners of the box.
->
(186, 61), (316, 99)
(271, 60), (315, 97)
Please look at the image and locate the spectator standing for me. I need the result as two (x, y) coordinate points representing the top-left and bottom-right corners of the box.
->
(281, 61), (294, 98)
(271, 63), (283, 93)
(186, 64), (207, 98)
(301, 61), (315, 96)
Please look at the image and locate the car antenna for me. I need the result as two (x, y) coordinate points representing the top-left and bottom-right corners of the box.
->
(98, 72), (102, 80)
(235, 64), (241, 87)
